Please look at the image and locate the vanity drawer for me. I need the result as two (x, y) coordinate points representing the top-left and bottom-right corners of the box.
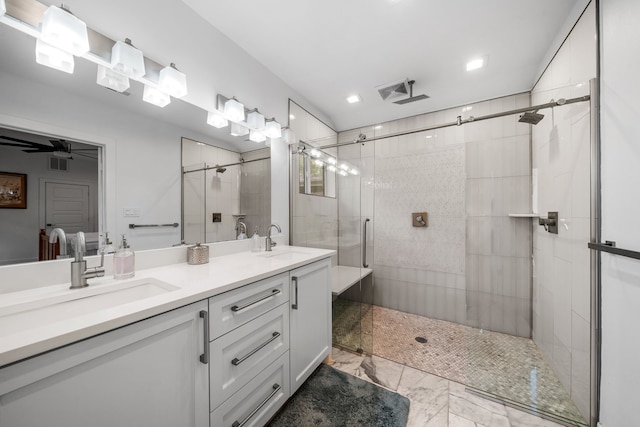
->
(209, 272), (289, 338)
(210, 303), (289, 410)
(210, 351), (290, 427)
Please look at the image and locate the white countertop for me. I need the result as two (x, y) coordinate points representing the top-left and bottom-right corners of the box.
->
(0, 245), (334, 368)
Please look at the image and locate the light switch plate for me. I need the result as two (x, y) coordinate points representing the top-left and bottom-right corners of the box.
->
(123, 208), (140, 217)
(412, 212), (428, 227)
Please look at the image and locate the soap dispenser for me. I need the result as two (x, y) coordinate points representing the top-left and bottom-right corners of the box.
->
(251, 226), (261, 252)
(101, 232), (116, 254)
(113, 235), (135, 279)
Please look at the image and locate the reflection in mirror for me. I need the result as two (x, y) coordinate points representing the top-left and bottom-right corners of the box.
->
(181, 138), (270, 244)
(0, 127), (101, 265)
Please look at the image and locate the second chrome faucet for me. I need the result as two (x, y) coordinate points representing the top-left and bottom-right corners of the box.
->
(265, 224), (281, 252)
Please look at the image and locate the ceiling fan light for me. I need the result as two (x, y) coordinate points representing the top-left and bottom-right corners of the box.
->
(35, 38), (74, 74)
(96, 65), (130, 92)
(264, 119), (282, 138)
(159, 63), (187, 98)
(143, 85), (170, 108)
(230, 122), (248, 136)
(249, 129), (266, 143)
(111, 39), (146, 79)
(207, 111), (228, 128)
(247, 110), (265, 131)
(223, 98), (245, 122)
(40, 5), (90, 56)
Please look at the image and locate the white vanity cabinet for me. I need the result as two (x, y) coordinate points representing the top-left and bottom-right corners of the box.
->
(0, 301), (209, 427)
(289, 257), (332, 393)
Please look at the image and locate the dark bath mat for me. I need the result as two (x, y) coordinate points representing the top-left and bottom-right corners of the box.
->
(267, 363), (410, 427)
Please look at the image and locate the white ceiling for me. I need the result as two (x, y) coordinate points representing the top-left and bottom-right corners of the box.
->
(183, 0), (590, 131)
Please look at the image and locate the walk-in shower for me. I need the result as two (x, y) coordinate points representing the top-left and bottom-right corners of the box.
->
(289, 85), (594, 426)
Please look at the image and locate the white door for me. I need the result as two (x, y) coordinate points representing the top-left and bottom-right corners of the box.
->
(45, 182), (90, 233)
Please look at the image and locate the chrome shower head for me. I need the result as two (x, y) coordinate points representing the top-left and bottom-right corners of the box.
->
(518, 111), (544, 125)
(393, 80), (430, 105)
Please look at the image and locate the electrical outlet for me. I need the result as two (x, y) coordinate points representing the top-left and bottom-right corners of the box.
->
(212, 213), (222, 223)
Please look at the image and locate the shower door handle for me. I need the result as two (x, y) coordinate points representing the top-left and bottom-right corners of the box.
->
(363, 218), (370, 268)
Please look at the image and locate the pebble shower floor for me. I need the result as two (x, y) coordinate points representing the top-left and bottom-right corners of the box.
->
(332, 300), (587, 426)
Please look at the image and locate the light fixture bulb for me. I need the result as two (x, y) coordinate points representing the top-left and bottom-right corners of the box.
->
(40, 6), (90, 56)
(35, 38), (74, 73)
(111, 39), (146, 79)
(326, 157), (337, 165)
(224, 98), (245, 122)
(282, 128), (297, 145)
(247, 110), (265, 130)
(143, 85), (170, 108)
(466, 58), (484, 71)
(264, 119), (282, 138)
(159, 63), (187, 98)
(327, 165), (337, 172)
(96, 65), (130, 92)
(339, 170), (348, 177)
(339, 163), (350, 171)
(207, 111), (228, 128)
(230, 122), (249, 136)
(249, 129), (266, 143)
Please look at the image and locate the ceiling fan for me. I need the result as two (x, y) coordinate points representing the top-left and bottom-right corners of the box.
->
(0, 135), (98, 160)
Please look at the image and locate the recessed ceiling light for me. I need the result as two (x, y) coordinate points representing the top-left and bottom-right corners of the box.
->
(347, 95), (361, 104)
(466, 58), (484, 72)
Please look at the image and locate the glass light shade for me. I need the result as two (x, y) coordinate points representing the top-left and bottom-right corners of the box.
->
(111, 40), (145, 79)
(282, 127), (297, 144)
(207, 111), (228, 128)
(40, 6), (90, 56)
(230, 122), (249, 136)
(264, 120), (282, 138)
(159, 64), (187, 98)
(247, 110), (265, 130)
(35, 39), (74, 74)
(143, 85), (170, 108)
(249, 129), (266, 143)
(96, 65), (130, 92)
(223, 98), (245, 122)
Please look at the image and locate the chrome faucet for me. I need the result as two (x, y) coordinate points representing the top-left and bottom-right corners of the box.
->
(70, 231), (105, 289)
(265, 223), (281, 252)
(49, 228), (69, 259)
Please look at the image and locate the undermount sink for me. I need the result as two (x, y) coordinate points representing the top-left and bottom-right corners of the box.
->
(0, 278), (179, 335)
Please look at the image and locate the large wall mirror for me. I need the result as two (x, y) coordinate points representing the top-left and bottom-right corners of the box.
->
(0, 15), (273, 267)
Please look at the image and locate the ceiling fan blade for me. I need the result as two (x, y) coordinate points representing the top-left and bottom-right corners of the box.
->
(22, 148), (55, 153)
(1, 135), (51, 149)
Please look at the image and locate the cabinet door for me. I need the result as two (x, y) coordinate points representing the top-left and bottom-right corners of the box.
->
(289, 258), (332, 393)
(0, 302), (209, 427)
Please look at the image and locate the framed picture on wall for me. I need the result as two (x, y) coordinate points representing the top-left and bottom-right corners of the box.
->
(0, 172), (27, 209)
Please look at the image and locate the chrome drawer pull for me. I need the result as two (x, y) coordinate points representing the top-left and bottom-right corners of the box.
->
(232, 383), (281, 427)
(231, 289), (281, 313)
(291, 276), (298, 310)
(199, 310), (209, 364)
(231, 332), (280, 366)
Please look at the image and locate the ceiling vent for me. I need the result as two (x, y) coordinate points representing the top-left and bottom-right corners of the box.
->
(375, 78), (410, 101)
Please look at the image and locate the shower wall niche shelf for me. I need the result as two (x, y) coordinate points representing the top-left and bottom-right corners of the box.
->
(508, 213), (540, 218)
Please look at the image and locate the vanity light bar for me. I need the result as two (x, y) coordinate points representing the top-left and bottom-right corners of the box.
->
(216, 94), (283, 141)
(1, 0), (186, 107)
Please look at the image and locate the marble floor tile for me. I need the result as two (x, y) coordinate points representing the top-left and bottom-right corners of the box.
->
(353, 354), (405, 391)
(398, 366), (449, 425)
(331, 347), (364, 375)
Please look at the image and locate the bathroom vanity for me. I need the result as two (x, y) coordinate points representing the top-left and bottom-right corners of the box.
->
(0, 245), (333, 427)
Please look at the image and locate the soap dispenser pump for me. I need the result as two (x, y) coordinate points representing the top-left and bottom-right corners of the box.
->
(113, 235), (135, 280)
(251, 226), (261, 252)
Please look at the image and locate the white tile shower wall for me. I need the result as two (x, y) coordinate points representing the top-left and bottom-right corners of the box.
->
(338, 93), (532, 334)
(240, 148), (271, 237)
(531, 2), (595, 421)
